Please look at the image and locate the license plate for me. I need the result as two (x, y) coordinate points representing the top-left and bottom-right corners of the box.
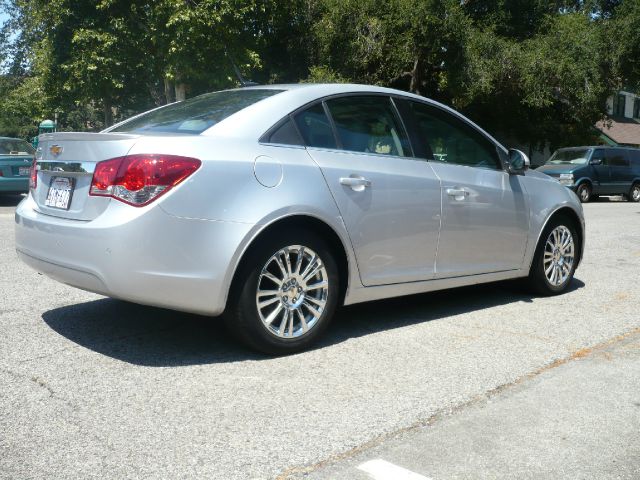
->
(18, 167), (30, 176)
(45, 176), (75, 210)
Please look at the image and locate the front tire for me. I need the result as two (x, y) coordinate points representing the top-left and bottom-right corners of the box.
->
(528, 215), (579, 296)
(576, 183), (591, 203)
(225, 228), (339, 355)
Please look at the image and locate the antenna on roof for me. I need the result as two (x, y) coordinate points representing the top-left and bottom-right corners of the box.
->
(225, 48), (259, 87)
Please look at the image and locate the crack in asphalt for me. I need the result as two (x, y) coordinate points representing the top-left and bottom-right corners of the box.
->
(276, 325), (640, 479)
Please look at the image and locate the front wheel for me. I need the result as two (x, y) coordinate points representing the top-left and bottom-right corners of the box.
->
(576, 183), (591, 203)
(629, 183), (640, 203)
(527, 216), (579, 296)
(225, 229), (339, 355)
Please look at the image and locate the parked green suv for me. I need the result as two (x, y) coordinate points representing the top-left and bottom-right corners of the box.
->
(537, 146), (640, 203)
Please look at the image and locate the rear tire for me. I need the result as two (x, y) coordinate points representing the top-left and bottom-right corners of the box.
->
(225, 228), (339, 355)
(527, 215), (579, 296)
(629, 183), (640, 202)
(576, 183), (591, 203)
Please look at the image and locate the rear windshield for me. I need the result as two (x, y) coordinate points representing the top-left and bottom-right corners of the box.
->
(110, 89), (283, 134)
(0, 138), (35, 155)
(546, 148), (591, 165)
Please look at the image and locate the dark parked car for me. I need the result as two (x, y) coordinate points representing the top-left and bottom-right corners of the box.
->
(0, 137), (35, 194)
(537, 146), (640, 203)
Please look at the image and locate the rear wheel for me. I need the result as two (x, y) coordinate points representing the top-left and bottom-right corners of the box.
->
(629, 183), (640, 202)
(528, 216), (579, 295)
(576, 183), (591, 203)
(225, 229), (339, 355)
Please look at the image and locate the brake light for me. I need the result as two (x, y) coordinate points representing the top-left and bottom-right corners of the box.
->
(90, 154), (201, 206)
(29, 158), (37, 189)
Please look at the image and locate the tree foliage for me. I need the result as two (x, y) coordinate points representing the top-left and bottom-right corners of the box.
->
(0, 0), (639, 150)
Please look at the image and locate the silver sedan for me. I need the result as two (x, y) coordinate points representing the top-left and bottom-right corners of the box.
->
(15, 84), (585, 354)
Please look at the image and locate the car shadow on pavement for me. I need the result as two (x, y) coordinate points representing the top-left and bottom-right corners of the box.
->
(0, 193), (26, 207)
(42, 278), (585, 367)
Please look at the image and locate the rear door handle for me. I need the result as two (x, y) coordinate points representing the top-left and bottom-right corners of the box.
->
(446, 188), (469, 199)
(340, 176), (371, 191)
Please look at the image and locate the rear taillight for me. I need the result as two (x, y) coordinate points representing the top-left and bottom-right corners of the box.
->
(90, 154), (201, 206)
(29, 158), (37, 189)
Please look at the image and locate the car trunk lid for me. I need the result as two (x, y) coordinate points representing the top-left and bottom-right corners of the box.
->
(34, 132), (139, 220)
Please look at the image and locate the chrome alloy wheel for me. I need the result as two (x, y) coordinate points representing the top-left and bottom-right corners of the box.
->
(256, 245), (329, 339)
(631, 184), (640, 202)
(543, 225), (575, 287)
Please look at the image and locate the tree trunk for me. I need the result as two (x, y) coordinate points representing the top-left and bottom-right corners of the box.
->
(103, 96), (113, 127)
(164, 77), (175, 104)
(409, 57), (423, 96)
(175, 83), (187, 101)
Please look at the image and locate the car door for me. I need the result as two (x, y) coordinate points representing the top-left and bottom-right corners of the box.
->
(589, 148), (609, 194)
(294, 96), (442, 287)
(399, 100), (528, 278)
(607, 149), (632, 194)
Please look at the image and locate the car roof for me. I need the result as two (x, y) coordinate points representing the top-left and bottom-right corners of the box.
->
(204, 83), (506, 151)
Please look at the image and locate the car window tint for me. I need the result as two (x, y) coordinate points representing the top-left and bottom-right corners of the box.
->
(111, 89), (283, 134)
(268, 118), (303, 145)
(294, 103), (337, 149)
(409, 101), (500, 169)
(0, 138), (35, 155)
(325, 96), (411, 157)
(606, 149), (629, 167)
(591, 149), (605, 163)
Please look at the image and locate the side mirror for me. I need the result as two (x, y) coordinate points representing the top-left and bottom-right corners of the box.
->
(507, 148), (530, 175)
(589, 158), (602, 165)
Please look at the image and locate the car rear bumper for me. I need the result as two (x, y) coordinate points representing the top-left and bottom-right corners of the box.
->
(14, 194), (254, 316)
(0, 177), (28, 193)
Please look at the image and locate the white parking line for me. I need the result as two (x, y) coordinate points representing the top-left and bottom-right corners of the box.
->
(357, 459), (434, 480)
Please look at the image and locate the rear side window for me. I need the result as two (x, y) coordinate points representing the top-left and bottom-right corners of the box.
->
(325, 96), (412, 157)
(111, 89), (283, 134)
(268, 118), (303, 145)
(408, 101), (500, 169)
(294, 103), (337, 149)
(606, 149), (629, 167)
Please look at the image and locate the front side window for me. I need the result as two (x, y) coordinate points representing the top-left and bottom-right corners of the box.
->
(110, 89), (283, 134)
(408, 101), (500, 169)
(325, 96), (411, 157)
(591, 149), (606, 165)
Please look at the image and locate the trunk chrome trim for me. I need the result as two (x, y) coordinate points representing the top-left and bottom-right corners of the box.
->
(37, 161), (96, 175)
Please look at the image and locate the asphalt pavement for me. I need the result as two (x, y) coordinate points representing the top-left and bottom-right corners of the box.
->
(1, 193), (639, 479)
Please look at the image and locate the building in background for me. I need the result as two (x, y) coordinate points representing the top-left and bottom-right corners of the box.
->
(595, 90), (640, 148)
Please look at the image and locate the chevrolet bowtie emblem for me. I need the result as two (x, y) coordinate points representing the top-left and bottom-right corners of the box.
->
(50, 145), (63, 156)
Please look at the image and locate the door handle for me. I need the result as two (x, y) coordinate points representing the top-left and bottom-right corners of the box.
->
(340, 176), (371, 191)
(446, 188), (469, 199)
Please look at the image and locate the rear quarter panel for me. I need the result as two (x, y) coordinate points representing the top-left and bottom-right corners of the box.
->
(126, 135), (361, 305)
